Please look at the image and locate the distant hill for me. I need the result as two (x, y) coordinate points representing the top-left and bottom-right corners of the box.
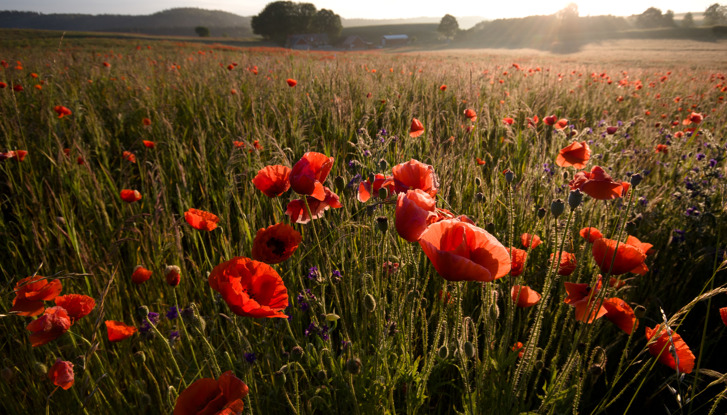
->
(342, 16), (486, 30)
(0, 8), (252, 37)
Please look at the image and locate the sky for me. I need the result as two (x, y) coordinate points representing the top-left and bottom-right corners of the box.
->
(0, 0), (713, 19)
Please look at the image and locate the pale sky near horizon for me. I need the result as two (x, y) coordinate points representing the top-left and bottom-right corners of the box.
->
(0, 0), (714, 19)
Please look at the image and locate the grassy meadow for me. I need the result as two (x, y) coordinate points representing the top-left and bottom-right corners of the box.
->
(1, 30), (727, 414)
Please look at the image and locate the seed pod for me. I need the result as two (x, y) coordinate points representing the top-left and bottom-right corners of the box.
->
(463, 341), (476, 359)
(375, 216), (388, 232)
(568, 189), (583, 210)
(346, 357), (362, 375)
(551, 199), (565, 218)
(364, 294), (377, 313)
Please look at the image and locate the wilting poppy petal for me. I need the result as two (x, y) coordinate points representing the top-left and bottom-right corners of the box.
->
(285, 187), (341, 224)
(409, 118), (424, 138)
(185, 208), (219, 231)
(54, 294), (95, 323)
(290, 152), (334, 201)
(120, 189), (142, 203)
(173, 370), (249, 415)
(165, 265), (181, 287)
(208, 257), (289, 319)
(511, 285), (541, 308)
(105, 320), (137, 342)
(252, 165), (291, 197)
(645, 325), (695, 374)
(27, 306), (71, 347)
(556, 141), (591, 169)
(131, 265), (152, 284)
(10, 275), (63, 317)
(48, 359), (74, 390)
(592, 238), (647, 275)
(251, 223), (302, 264)
(520, 233), (541, 249)
(391, 159), (439, 197)
(418, 219), (511, 282)
(603, 298), (638, 334)
(579, 227), (603, 243)
(395, 189), (438, 242)
(506, 247), (527, 276)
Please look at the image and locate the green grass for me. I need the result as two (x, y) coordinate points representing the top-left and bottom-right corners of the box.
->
(1, 30), (726, 414)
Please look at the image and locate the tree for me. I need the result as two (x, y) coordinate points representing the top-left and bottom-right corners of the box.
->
(682, 12), (695, 28)
(195, 26), (210, 37)
(251, 1), (341, 45)
(663, 9), (676, 26)
(704, 3), (727, 26)
(437, 14), (459, 40)
(311, 9), (342, 39)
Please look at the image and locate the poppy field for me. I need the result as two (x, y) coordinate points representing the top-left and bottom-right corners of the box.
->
(1, 32), (727, 414)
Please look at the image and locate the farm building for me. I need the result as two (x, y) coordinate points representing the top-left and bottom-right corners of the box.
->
(342, 35), (371, 50)
(380, 34), (408, 47)
(286, 34), (331, 50)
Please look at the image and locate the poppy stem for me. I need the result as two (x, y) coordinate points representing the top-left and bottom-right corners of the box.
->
(146, 315), (185, 384)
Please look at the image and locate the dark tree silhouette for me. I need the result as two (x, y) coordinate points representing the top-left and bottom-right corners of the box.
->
(682, 12), (695, 28)
(251, 1), (341, 44)
(195, 26), (210, 37)
(704, 3), (727, 26)
(311, 9), (342, 39)
(437, 14), (459, 40)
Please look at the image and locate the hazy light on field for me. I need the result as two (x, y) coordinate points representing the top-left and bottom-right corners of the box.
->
(1, 0), (713, 18)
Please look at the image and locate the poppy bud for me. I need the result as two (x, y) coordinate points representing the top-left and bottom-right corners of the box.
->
(563, 171), (569, 180)
(346, 357), (362, 375)
(437, 345), (449, 360)
(291, 345), (304, 360)
(568, 189), (583, 210)
(368, 172), (376, 185)
(378, 187), (389, 199)
(164, 265), (181, 287)
(316, 369), (328, 381)
(537, 207), (546, 219)
(475, 192), (483, 202)
(379, 159), (388, 171)
(485, 222), (495, 234)
(273, 370), (286, 386)
(34, 362), (48, 376)
(364, 293), (377, 312)
(589, 365), (604, 377)
(463, 341), (476, 359)
(534, 360), (544, 370)
(334, 175), (345, 192)
(136, 305), (149, 320)
(634, 305), (646, 319)
(375, 216), (388, 232)
(504, 169), (515, 184)
(550, 199), (565, 218)
(630, 173), (642, 187)
(475, 177), (482, 187)
(134, 351), (146, 364)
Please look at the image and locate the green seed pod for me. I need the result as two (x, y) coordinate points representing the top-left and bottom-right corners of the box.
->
(273, 370), (286, 387)
(379, 159), (388, 171)
(537, 207), (546, 219)
(634, 305), (646, 319)
(475, 192), (483, 202)
(463, 341), (476, 359)
(378, 187), (389, 199)
(316, 369), (328, 382)
(291, 346), (304, 360)
(375, 216), (388, 232)
(551, 199), (565, 218)
(504, 170), (515, 184)
(346, 357), (362, 375)
(136, 305), (150, 320)
(568, 189), (583, 210)
(1, 367), (14, 383)
(134, 351), (146, 364)
(475, 177), (482, 187)
(630, 173), (642, 187)
(34, 362), (48, 376)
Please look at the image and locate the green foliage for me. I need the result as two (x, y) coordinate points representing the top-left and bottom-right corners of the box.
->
(704, 3), (727, 26)
(195, 26), (210, 37)
(437, 14), (459, 40)
(0, 30), (726, 415)
(251, 1), (342, 45)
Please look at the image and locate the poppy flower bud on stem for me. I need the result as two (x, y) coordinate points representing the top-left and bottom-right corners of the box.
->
(634, 305), (646, 319)
(551, 199), (565, 218)
(630, 173), (642, 188)
(568, 189), (583, 210)
(136, 305), (149, 320)
(485, 222), (495, 234)
(504, 169), (515, 184)
(364, 293), (377, 312)
(164, 265), (181, 287)
(378, 187), (389, 199)
(437, 345), (449, 360)
(475, 177), (482, 187)
(537, 207), (546, 219)
(379, 159), (388, 171)
(346, 357), (362, 374)
(463, 341), (476, 359)
(475, 192), (484, 202)
(134, 351), (146, 364)
(375, 216), (388, 232)
(291, 345), (304, 360)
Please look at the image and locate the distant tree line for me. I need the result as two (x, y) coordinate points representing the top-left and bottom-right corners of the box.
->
(251, 1), (342, 45)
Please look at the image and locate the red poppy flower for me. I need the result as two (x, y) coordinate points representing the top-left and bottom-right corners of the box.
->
(395, 189), (438, 242)
(418, 219), (511, 282)
(464, 109), (477, 121)
(48, 359), (74, 390)
(503, 117), (514, 125)
(506, 247), (527, 276)
(551, 251), (577, 276)
(603, 298), (638, 334)
(511, 285), (541, 308)
(409, 118), (424, 138)
(122, 151), (136, 163)
(357, 173), (394, 202)
(645, 325), (695, 374)
(579, 227), (603, 243)
(54, 105), (72, 118)
(476, 158), (486, 165)
(606, 126), (618, 135)
(54, 294), (95, 323)
(556, 141), (591, 169)
(208, 257), (289, 319)
(143, 140), (155, 148)
(1, 150), (28, 162)
(103, 62), (111, 68)
(27, 306), (71, 347)
(526, 115), (539, 128)
(290, 152), (334, 201)
(142, 118), (151, 126)
(10, 275), (63, 317)
(13, 84), (23, 92)
(719, 307), (727, 327)
(251, 223), (302, 264)
(391, 159), (439, 197)
(655, 144), (668, 154)
(252, 165), (292, 197)
(626, 235), (653, 256)
(520, 233), (541, 249)
(285, 186), (342, 224)
(564, 279), (606, 323)
(131, 265), (152, 284)
(286, 78), (297, 87)
(512, 342), (524, 358)
(544, 115), (557, 126)
(173, 370), (249, 415)
(120, 189), (142, 203)
(592, 237), (648, 275)
(569, 166), (626, 200)
(185, 208), (219, 231)
(105, 320), (137, 342)
(439, 85), (447, 91)
(0, 81), (6, 88)
(165, 265), (181, 287)
(554, 118), (569, 130)
(685, 112), (703, 125)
